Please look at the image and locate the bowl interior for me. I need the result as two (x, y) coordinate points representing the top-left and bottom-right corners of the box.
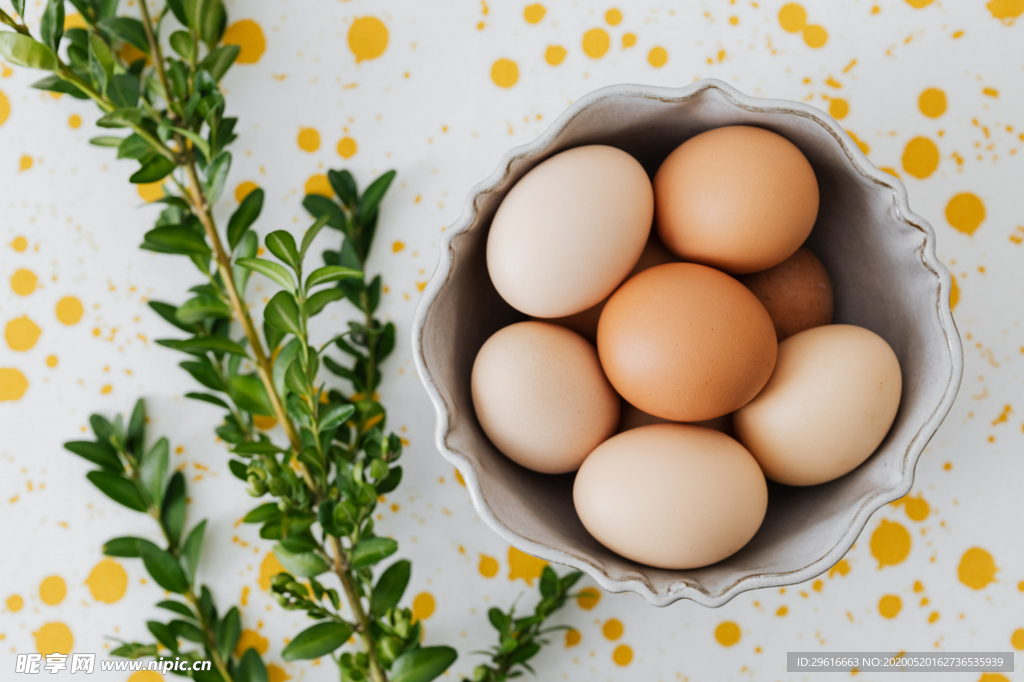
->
(416, 82), (960, 606)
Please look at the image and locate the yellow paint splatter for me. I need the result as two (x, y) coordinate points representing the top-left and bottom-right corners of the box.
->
(136, 182), (164, 202)
(545, 45), (567, 66)
(622, 32), (636, 48)
(612, 644), (633, 666)
(902, 136), (940, 179)
(904, 0), (935, 7)
(950, 275), (960, 310)
(11, 236), (28, 252)
(454, 468), (465, 487)
(478, 554), (498, 578)
(236, 629), (269, 657)
(305, 174), (331, 197)
(715, 621), (741, 646)
(945, 193), (985, 235)
(222, 20), (266, 64)
(33, 622), (73, 655)
(392, 241), (406, 253)
(987, 0), (1024, 24)
(6, 315), (42, 352)
(602, 618), (624, 641)
(63, 12), (86, 29)
(86, 559), (127, 603)
(779, 3), (808, 32)
(803, 24), (828, 48)
(978, 675), (1011, 682)
(605, 8), (622, 25)
(11, 269), (37, 296)
(128, 672), (163, 682)
(648, 46), (668, 67)
(19, 154), (32, 171)
(958, 547), (997, 590)
(847, 130), (870, 155)
(337, 136), (358, 159)
(39, 576), (66, 606)
(297, 127), (321, 153)
(1011, 629), (1024, 650)
(56, 296), (83, 325)
(348, 17), (389, 62)
(412, 592), (435, 621)
(904, 494), (930, 521)
(829, 98), (849, 120)
(524, 4), (546, 24)
(582, 28), (610, 58)
(919, 88), (947, 118)
(508, 546), (546, 585)
(253, 415), (277, 431)
(267, 664), (292, 682)
(0, 368), (29, 402)
(100, 383), (113, 394)
(564, 629), (581, 648)
(258, 551), (286, 591)
(0, 90), (9, 127)
(235, 181), (258, 203)
(871, 519), (911, 568)
(878, 594), (902, 618)
(830, 559), (851, 578)
(490, 58), (519, 88)
(6, 594), (23, 612)
(68, 114), (82, 129)
(576, 586), (600, 610)
(776, 605), (789, 616)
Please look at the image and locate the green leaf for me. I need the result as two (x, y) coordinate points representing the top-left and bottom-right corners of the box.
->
(147, 620), (179, 652)
(273, 545), (329, 578)
(97, 107), (146, 129)
(235, 648), (269, 682)
(299, 213), (331, 259)
(166, 0), (186, 24)
(198, 0), (226, 46)
(109, 642), (159, 659)
(159, 335), (248, 358)
(141, 546), (190, 593)
(40, 0), (65, 53)
(217, 606), (240, 663)
(139, 437), (169, 505)
(143, 225), (210, 257)
(228, 459), (248, 481)
(302, 194), (346, 231)
(227, 375), (275, 416)
(350, 537), (398, 570)
(186, 392), (228, 408)
(161, 471), (187, 547)
(33, 75), (88, 98)
(86, 471), (148, 511)
(171, 619), (205, 643)
(11, 0), (26, 20)
(169, 30), (195, 61)
(204, 151), (231, 203)
(265, 231), (301, 270)
(64, 440), (123, 472)
(103, 536), (160, 558)
(117, 133), (155, 161)
(228, 188), (264, 250)
(130, 156), (176, 184)
(149, 301), (195, 333)
(127, 399), (146, 455)
(97, 17), (150, 54)
(328, 169), (357, 208)
(236, 258), (295, 293)
(318, 403), (355, 432)
(107, 73), (140, 108)
(175, 296), (231, 325)
(304, 288), (344, 317)
(264, 291), (302, 337)
(357, 170), (396, 226)
(232, 442), (284, 456)
(199, 44), (238, 82)
(280, 621), (352, 661)
(304, 265), (362, 291)
(243, 503), (282, 524)
(171, 127), (211, 162)
(182, 519), (206, 582)
(180, 359), (225, 391)
(390, 646), (458, 682)
(271, 338), (301, 399)
(156, 600), (196, 620)
(370, 559), (410, 617)
(0, 33), (59, 71)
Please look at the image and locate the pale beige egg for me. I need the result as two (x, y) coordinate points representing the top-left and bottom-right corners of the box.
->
(574, 424), (768, 569)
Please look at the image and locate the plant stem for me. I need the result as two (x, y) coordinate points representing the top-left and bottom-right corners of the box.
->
(330, 536), (387, 682)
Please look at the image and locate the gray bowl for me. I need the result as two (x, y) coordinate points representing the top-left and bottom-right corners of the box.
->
(411, 80), (963, 607)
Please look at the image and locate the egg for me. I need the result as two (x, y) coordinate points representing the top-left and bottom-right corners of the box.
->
(597, 263), (778, 421)
(734, 324), (902, 486)
(654, 126), (819, 274)
(574, 424), (768, 569)
(738, 247), (834, 341)
(487, 145), (654, 318)
(471, 321), (620, 474)
(617, 399), (733, 436)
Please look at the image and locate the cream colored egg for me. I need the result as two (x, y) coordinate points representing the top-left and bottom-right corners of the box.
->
(734, 324), (902, 486)
(471, 321), (620, 474)
(487, 145), (654, 318)
(574, 424), (768, 569)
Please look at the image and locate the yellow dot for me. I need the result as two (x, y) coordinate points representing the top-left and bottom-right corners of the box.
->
(878, 594), (902, 618)
(802, 24), (828, 48)
(128, 672), (163, 682)
(68, 114), (82, 129)
(39, 576), (66, 606)
(337, 136), (358, 159)
(945, 192), (985, 235)
(829, 98), (849, 120)
(119, 43), (148, 66)
(392, 241), (406, 253)
(1011, 628), (1024, 650)
(412, 592), (435, 621)
(715, 621), (741, 646)
(348, 16), (389, 63)
(305, 174), (332, 197)
(902, 136), (940, 179)
(56, 296), (84, 325)
(545, 45), (567, 66)
(100, 384), (113, 394)
(977, 675), (1011, 682)
(46, 355), (57, 368)
(33, 622), (73, 655)
(63, 12), (86, 29)
(490, 58), (519, 88)
(830, 559), (851, 577)
(602, 618), (624, 640)
(508, 546), (547, 585)
(848, 129), (870, 155)
(478, 554), (498, 578)
(565, 629), (581, 647)
(10, 236), (28, 252)
(605, 8), (622, 25)
(622, 32), (636, 48)
(6, 315), (41, 352)
(19, 155), (32, 171)
(6, 594), (23, 612)
(903, 494), (930, 521)
(582, 28), (611, 58)
(958, 547), (997, 590)
(647, 46), (668, 67)
(524, 3), (546, 24)
(253, 414), (277, 431)
(880, 166), (900, 178)
(987, 0), (1024, 24)
(266, 664), (289, 682)
(904, 0), (935, 7)
(576, 586), (600, 610)
(779, 3), (808, 32)
(0, 89), (10, 128)
(86, 559), (127, 604)
(918, 88), (947, 118)
(235, 629), (269, 657)
(612, 644), (633, 666)
(136, 182), (165, 202)
(870, 519), (912, 568)
(776, 605), (789, 616)
(297, 127), (321, 153)
(11, 269), (37, 296)
(235, 181), (259, 203)
(0, 368), (28, 401)
(258, 552), (286, 591)
(928, 610), (940, 623)
(729, 15), (740, 25)
(222, 20), (266, 64)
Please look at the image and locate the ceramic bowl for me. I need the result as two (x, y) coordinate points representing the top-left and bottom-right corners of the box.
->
(411, 80), (963, 607)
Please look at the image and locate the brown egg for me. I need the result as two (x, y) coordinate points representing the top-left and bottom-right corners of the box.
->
(542, 235), (678, 342)
(617, 399), (734, 437)
(471, 321), (620, 474)
(738, 247), (834, 341)
(597, 263), (777, 422)
(654, 126), (819, 274)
